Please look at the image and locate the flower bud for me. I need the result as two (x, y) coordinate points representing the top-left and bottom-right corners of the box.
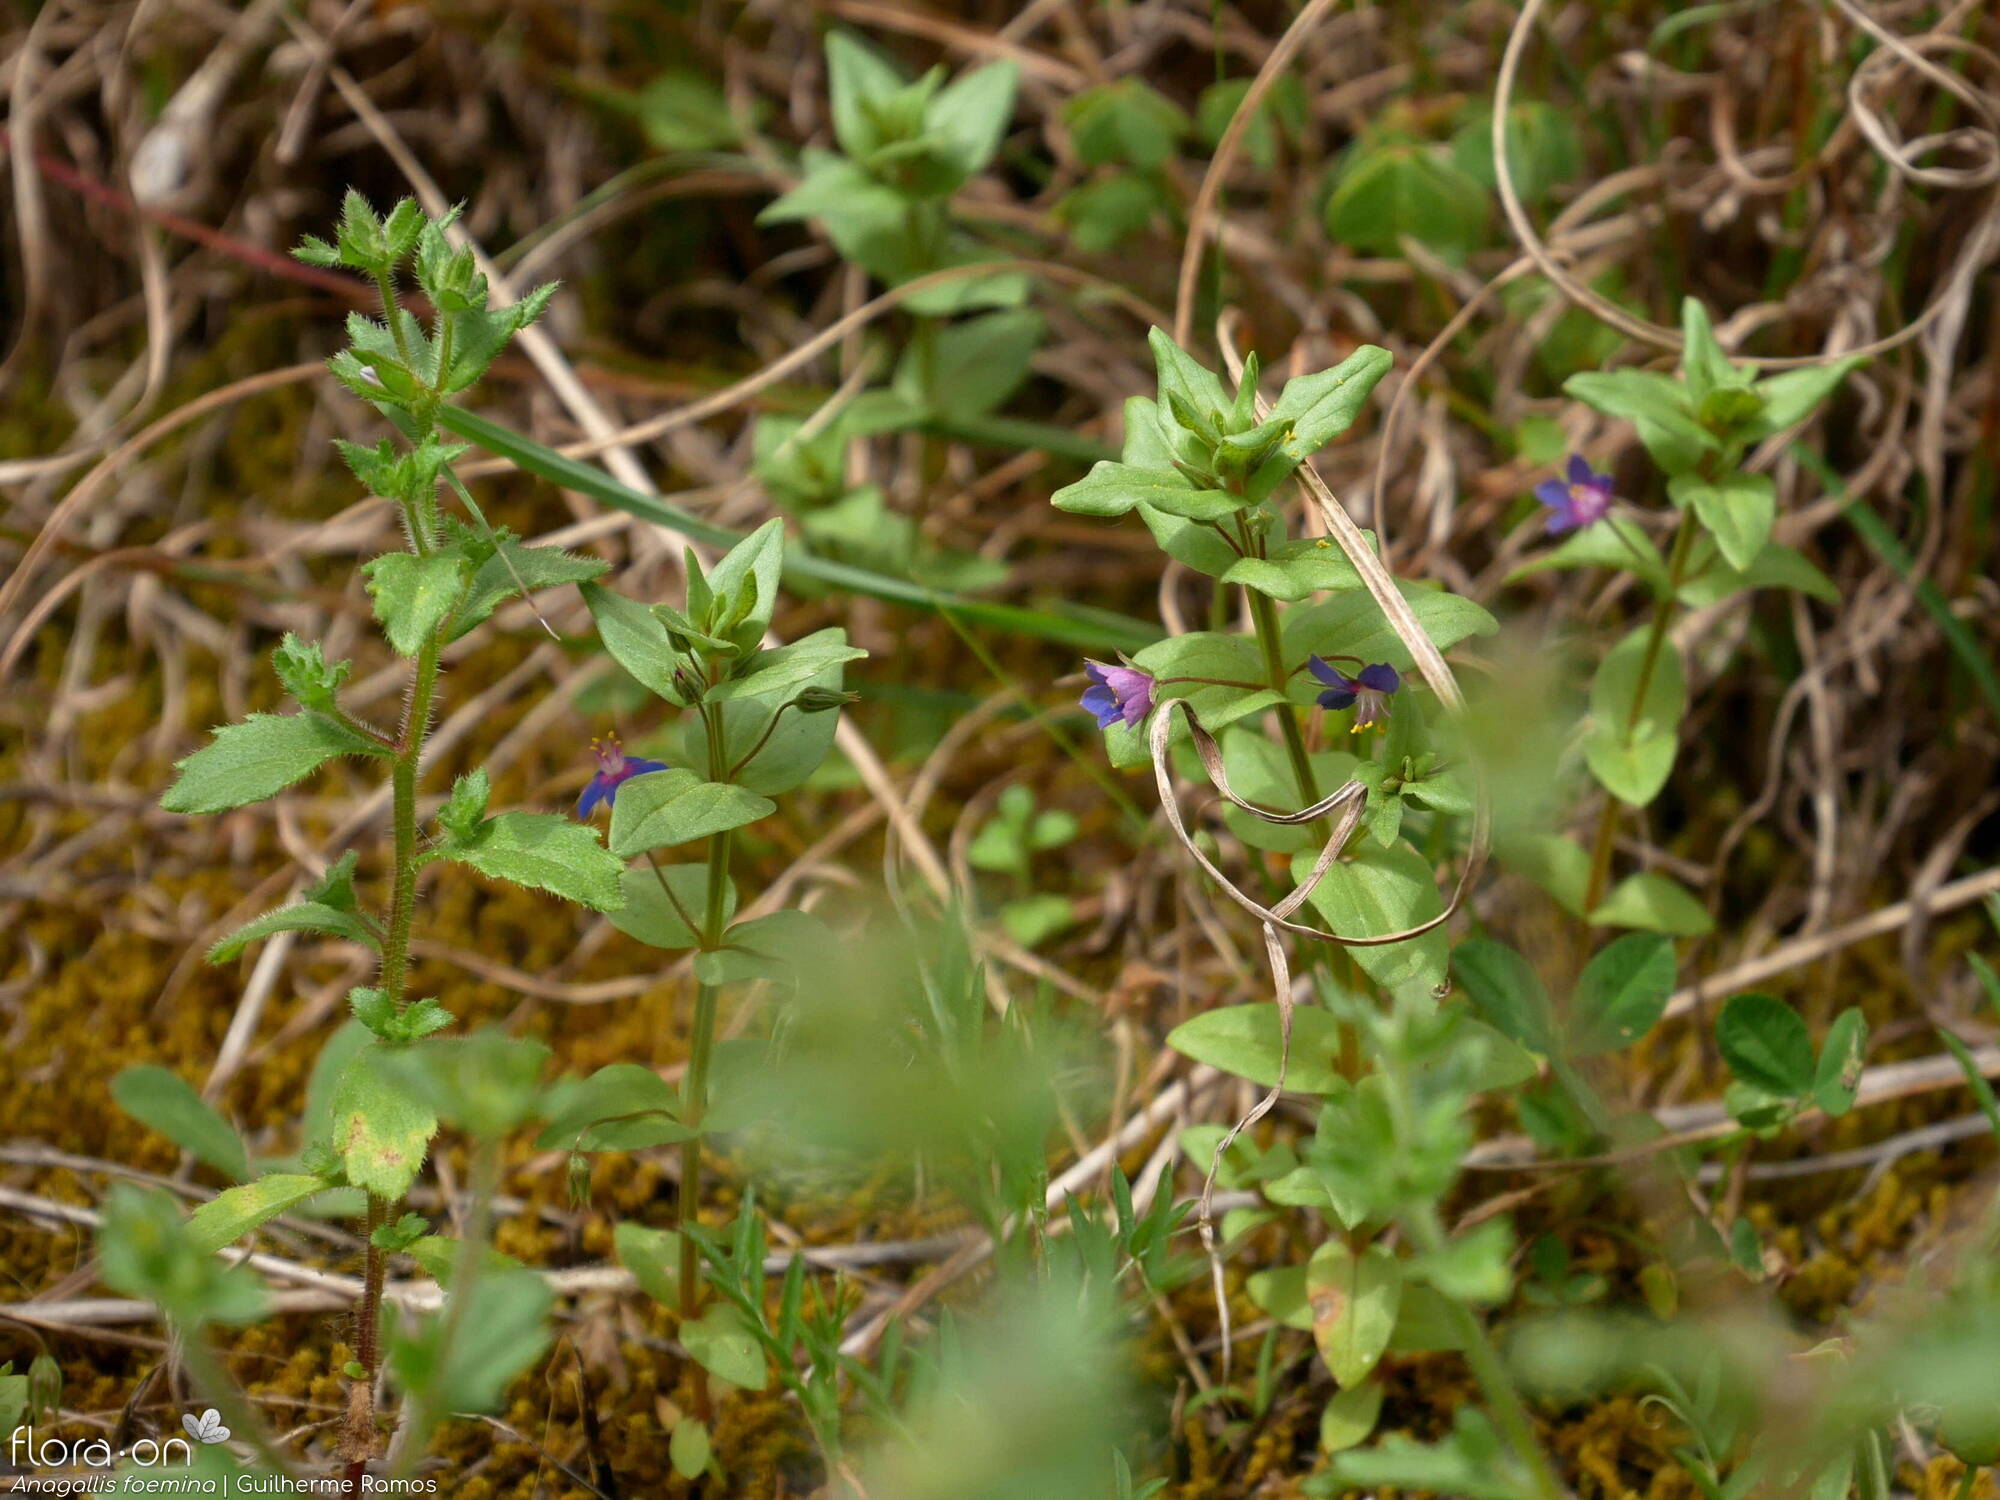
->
(793, 687), (860, 714)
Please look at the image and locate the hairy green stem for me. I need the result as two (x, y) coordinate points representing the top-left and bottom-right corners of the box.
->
(346, 307), (448, 1470)
(377, 632), (442, 1004)
(1581, 510), (1698, 916)
(340, 1194), (390, 1486)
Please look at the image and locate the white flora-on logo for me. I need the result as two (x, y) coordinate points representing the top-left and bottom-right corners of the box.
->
(181, 1409), (230, 1445)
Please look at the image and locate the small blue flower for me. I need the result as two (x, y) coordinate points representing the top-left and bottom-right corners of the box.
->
(576, 735), (669, 818)
(1080, 660), (1156, 730)
(1308, 657), (1400, 732)
(1534, 454), (1614, 535)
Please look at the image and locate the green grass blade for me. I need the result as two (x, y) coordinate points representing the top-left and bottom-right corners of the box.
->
(436, 402), (1156, 654)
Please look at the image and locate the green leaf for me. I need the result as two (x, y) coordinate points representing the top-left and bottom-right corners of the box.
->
(1745, 359), (1862, 437)
(208, 901), (378, 963)
(681, 1303), (768, 1390)
(1324, 140), (1491, 255)
(536, 1063), (692, 1152)
(436, 767), (491, 839)
(1450, 101), (1581, 204)
(581, 582), (692, 704)
(607, 770), (775, 858)
(328, 1043), (438, 1199)
(1565, 368), (1714, 473)
(635, 69), (741, 151)
(1136, 495), (1267, 580)
(693, 910), (832, 987)
(1293, 842), (1449, 993)
(1457, 1019), (1542, 1094)
(451, 541), (609, 640)
(753, 412), (847, 504)
(272, 634), (351, 714)
(186, 1174), (333, 1254)
(929, 60), (1020, 179)
(1064, 80), (1190, 170)
(111, 1066), (250, 1182)
(1165, 1003), (1349, 1094)
(1196, 75), (1306, 170)
(614, 1222), (683, 1306)
(391, 1031), (549, 1139)
(1268, 346), (1394, 466)
(1247, 1262), (1313, 1329)
(1590, 871), (1713, 935)
(162, 712), (384, 815)
(1812, 1008), (1867, 1117)
(0, 1372), (23, 1448)
(1147, 326), (1233, 423)
(404, 1235), (525, 1286)
(387, 1267), (551, 1415)
(1677, 538), (1838, 607)
(1451, 940), (1556, 1056)
(1220, 537), (1370, 601)
(305, 849), (362, 909)
(671, 1417), (712, 1480)
(1677, 298), (1741, 406)
(894, 308), (1043, 420)
(1279, 586), (1498, 682)
(1409, 1218), (1514, 1305)
(676, 629), (852, 795)
(1506, 516), (1667, 593)
(1563, 368), (1702, 439)
(1309, 1241), (1403, 1388)
(1050, 461), (1241, 521)
(1671, 471), (1775, 573)
(1498, 833), (1591, 916)
(1055, 173), (1164, 253)
(704, 518), (786, 651)
(1572, 933), (1675, 1054)
(440, 812), (625, 911)
(1717, 992), (1815, 1097)
(1386, 1282), (1470, 1354)
(825, 30), (907, 159)
(964, 816), (1024, 876)
(1217, 731), (1357, 853)
(608, 862), (730, 950)
(1320, 1381), (1386, 1453)
(1583, 625), (1687, 807)
(709, 638), (868, 705)
(1583, 729), (1677, 809)
(997, 893), (1077, 949)
(299, 1020), (371, 1161)
(97, 1186), (269, 1328)
(362, 551), (470, 655)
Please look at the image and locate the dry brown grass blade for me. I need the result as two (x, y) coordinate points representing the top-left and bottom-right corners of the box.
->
(1491, 0), (2000, 368)
(1172, 0), (1341, 352)
(0, 363), (325, 676)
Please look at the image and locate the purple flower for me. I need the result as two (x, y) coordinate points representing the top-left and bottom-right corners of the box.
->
(576, 735), (670, 818)
(1309, 657), (1400, 732)
(1534, 454), (1615, 535)
(1080, 660), (1156, 730)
